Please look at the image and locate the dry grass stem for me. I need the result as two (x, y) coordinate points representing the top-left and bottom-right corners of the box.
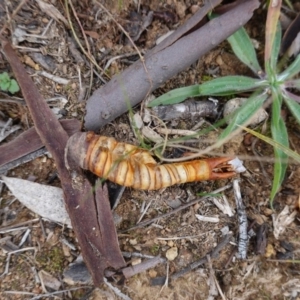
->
(137, 198), (154, 224)
(103, 52), (139, 74)
(156, 128), (199, 136)
(156, 233), (209, 240)
(64, 0), (106, 75)
(103, 277), (132, 300)
(37, 70), (70, 85)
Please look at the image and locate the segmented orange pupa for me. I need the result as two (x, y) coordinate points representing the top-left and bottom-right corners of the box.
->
(67, 132), (235, 190)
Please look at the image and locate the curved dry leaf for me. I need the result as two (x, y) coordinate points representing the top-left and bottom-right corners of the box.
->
(141, 126), (163, 143)
(36, 0), (69, 27)
(38, 270), (61, 291)
(272, 205), (297, 239)
(288, 33), (300, 57)
(195, 214), (219, 223)
(1, 176), (71, 227)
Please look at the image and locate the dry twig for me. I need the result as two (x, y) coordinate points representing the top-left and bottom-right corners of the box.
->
(233, 179), (248, 259)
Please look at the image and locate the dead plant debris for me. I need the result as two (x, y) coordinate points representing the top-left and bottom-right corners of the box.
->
(0, 1), (300, 299)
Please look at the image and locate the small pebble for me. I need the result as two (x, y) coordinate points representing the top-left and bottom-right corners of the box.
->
(223, 97), (268, 127)
(148, 269), (157, 278)
(167, 240), (174, 247)
(265, 244), (276, 258)
(131, 258), (142, 266)
(190, 5), (200, 14)
(166, 246), (178, 261)
(129, 238), (137, 245)
(175, 2), (187, 19)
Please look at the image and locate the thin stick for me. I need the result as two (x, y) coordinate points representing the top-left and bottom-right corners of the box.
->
(0, 147), (48, 174)
(103, 52), (139, 74)
(4, 286), (92, 300)
(152, 141), (233, 163)
(103, 277), (132, 300)
(156, 232), (209, 240)
(159, 261), (169, 294)
(121, 251), (155, 259)
(0, 218), (39, 232)
(0, 247), (36, 278)
(233, 179), (248, 259)
(37, 71), (70, 85)
(137, 198), (154, 224)
(14, 46), (41, 52)
(0, 97), (25, 104)
(122, 256), (165, 279)
(18, 228), (31, 247)
(156, 128), (199, 136)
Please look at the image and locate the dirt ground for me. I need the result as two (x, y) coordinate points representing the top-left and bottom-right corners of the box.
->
(1, 1), (300, 299)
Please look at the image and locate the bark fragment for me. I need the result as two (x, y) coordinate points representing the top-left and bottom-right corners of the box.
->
(0, 119), (80, 173)
(151, 99), (218, 121)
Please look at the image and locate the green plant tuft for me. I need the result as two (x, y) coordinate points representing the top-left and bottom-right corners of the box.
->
(148, 3), (300, 206)
(0, 72), (20, 94)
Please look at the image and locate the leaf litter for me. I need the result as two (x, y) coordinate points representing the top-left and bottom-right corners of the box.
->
(0, 0), (300, 299)
(1, 176), (71, 227)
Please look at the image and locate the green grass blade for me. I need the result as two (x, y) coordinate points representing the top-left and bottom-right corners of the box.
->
(264, 22), (282, 80)
(148, 76), (265, 107)
(227, 27), (262, 74)
(265, 0), (282, 66)
(198, 76), (265, 96)
(271, 131), (288, 205)
(241, 126), (300, 163)
(219, 92), (268, 140)
(283, 93), (300, 125)
(270, 91), (289, 205)
(147, 85), (200, 107)
(269, 259), (300, 263)
(278, 54), (300, 81)
(270, 22), (282, 71)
